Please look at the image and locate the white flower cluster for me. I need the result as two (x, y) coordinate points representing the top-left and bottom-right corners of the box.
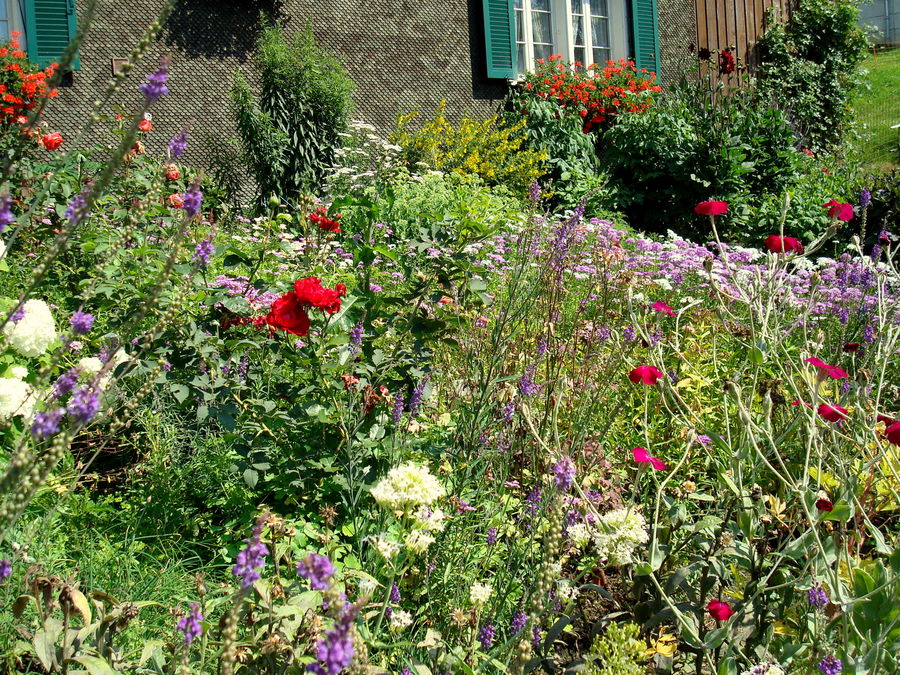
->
(389, 609), (413, 632)
(741, 663), (785, 675)
(3, 299), (57, 358)
(593, 509), (649, 566)
(0, 372), (35, 421)
(469, 582), (492, 607)
(371, 463), (446, 511)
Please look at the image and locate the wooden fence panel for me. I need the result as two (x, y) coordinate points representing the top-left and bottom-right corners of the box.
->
(694, 0), (792, 72)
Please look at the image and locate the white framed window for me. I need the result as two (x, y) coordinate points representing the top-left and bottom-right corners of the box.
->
(514, 0), (630, 75)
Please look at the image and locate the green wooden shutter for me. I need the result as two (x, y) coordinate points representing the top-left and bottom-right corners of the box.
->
(23, 0), (79, 69)
(630, 0), (659, 80)
(483, 0), (517, 79)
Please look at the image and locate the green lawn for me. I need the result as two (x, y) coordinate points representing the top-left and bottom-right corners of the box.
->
(855, 46), (900, 169)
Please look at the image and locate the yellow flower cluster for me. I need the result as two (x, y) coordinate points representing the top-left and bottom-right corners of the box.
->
(392, 102), (546, 193)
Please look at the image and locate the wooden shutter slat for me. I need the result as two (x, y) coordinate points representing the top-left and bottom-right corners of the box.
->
(483, 0), (517, 79)
(24, 0), (79, 69)
(630, 0), (660, 79)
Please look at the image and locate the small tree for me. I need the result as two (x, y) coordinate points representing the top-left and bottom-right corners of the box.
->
(231, 22), (354, 203)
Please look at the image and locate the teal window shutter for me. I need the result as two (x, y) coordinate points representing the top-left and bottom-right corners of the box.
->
(23, 0), (79, 69)
(483, 0), (516, 79)
(630, 0), (659, 80)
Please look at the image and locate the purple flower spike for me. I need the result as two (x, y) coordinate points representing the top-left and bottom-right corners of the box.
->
(182, 179), (203, 218)
(296, 553), (335, 591)
(0, 559), (11, 581)
(553, 457), (576, 492)
(510, 609), (527, 635)
(67, 388), (100, 424)
(232, 515), (269, 590)
(176, 602), (203, 644)
(808, 584), (828, 609)
(139, 57), (170, 104)
(818, 656), (842, 675)
(478, 622), (496, 650)
(69, 311), (94, 335)
(0, 193), (14, 232)
(192, 237), (214, 266)
(168, 128), (189, 158)
(31, 409), (65, 439)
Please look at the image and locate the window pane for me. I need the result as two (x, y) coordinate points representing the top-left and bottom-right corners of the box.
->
(591, 16), (609, 47)
(593, 47), (611, 65)
(532, 11), (552, 44)
(515, 0), (524, 9)
(518, 44), (527, 74)
(534, 43), (554, 63)
(0, 22), (8, 44)
(570, 0), (582, 14)
(516, 10), (524, 41)
(589, 0), (608, 16)
(532, 0), (551, 11)
(572, 15), (584, 46)
(574, 46), (585, 65)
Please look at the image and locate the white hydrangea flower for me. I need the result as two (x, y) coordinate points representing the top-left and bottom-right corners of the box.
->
(0, 239), (6, 258)
(372, 535), (400, 561)
(371, 463), (446, 510)
(469, 582), (492, 607)
(0, 376), (34, 421)
(3, 299), (57, 358)
(592, 509), (649, 566)
(653, 278), (673, 291)
(404, 529), (435, 554)
(9, 366), (27, 379)
(78, 357), (104, 375)
(568, 522), (593, 549)
(389, 609), (413, 632)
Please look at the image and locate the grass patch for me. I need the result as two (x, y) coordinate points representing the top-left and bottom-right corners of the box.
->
(855, 46), (900, 169)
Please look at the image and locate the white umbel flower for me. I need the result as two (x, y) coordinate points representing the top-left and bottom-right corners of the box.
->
(404, 530), (435, 554)
(389, 609), (413, 632)
(371, 462), (446, 510)
(372, 535), (400, 561)
(469, 582), (492, 607)
(3, 299), (56, 358)
(593, 508), (649, 566)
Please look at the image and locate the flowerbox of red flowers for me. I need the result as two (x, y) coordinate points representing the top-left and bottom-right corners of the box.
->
(509, 55), (661, 134)
(0, 32), (57, 125)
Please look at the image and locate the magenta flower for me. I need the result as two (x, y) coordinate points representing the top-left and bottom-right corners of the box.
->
(631, 447), (667, 471)
(694, 200), (728, 216)
(628, 365), (664, 385)
(805, 357), (849, 380)
(822, 200), (854, 222)
(651, 300), (676, 317)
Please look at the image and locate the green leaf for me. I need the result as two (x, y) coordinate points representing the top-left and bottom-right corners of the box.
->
(66, 656), (117, 675)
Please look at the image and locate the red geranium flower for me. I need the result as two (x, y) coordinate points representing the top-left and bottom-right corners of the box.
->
(707, 599), (734, 621)
(41, 131), (63, 150)
(265, 291), (311, 336)
(631, 447), (667, 471)
(805, 357), (849, 380)
(694, 200), (728, 216)
(651, 300), (676, 317)
(764, 235), (804, 254)
(842, 342), (860, 353)
(822, 199), (853, 222)
(628, 365), (664, 385)
(718, 49), (736, 74)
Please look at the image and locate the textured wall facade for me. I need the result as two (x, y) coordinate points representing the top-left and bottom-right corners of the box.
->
(658, 0), (698, 84)
(48, 0), (508, 166)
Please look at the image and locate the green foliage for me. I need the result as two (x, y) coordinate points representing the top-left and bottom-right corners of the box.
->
(230, 22), (354, 203)
(600, 75), (803, 241)
(757, 0), (868, 152)
(583, 622), (646, 675)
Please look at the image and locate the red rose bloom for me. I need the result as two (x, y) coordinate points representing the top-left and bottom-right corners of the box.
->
(294, 277), (346, 315)
(628, 365), (664, 385)
(265, 292), (311, 336)
(707, 599), (734, 621)
(694, 200), (728, 216)
(41, 131), (63, 150)
(167, 193), (184, 208)
(822, 199), (853, 222)
(764, 235), (804, 254)
(138, 119), (153, 132)
(815, 498), (834, 512)
(164, 164), (181, 181)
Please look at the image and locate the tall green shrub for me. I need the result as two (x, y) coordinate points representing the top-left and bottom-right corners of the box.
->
(756, 0), (867, 153)
(231, 23), (354, 202)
